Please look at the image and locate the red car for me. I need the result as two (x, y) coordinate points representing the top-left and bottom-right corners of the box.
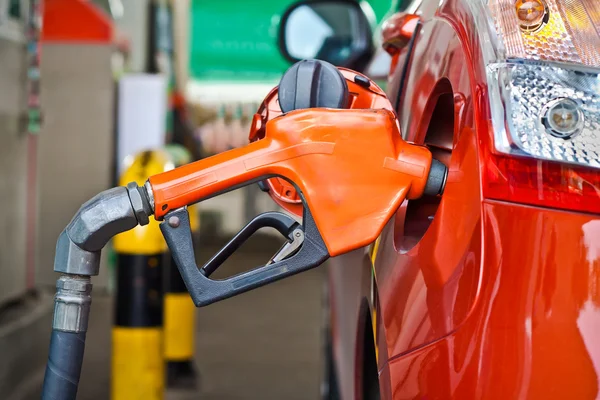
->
(279, 0), (600, 399)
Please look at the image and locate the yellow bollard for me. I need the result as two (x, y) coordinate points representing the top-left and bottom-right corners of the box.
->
(111, 150), (172, 400)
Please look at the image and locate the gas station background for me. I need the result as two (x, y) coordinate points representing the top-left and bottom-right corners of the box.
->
(0, 0), (394, 397)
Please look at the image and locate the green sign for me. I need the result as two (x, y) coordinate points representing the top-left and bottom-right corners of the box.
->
(189, 0), (393, 82)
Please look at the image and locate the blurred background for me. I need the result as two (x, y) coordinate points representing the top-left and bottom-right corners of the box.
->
(0, 0), (398, 398)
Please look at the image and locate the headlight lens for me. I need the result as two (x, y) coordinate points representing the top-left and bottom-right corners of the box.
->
(490, 62), (600, 168)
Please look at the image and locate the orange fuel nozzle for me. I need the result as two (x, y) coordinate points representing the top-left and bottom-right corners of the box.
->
(149, 60), (447, 306)
(149, 60), (443, 258)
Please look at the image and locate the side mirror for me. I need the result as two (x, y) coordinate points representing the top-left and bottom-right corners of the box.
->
(278, 1), (373, 71)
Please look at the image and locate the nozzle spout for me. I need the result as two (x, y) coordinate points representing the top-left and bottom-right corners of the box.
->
(423, 159), (448, 197)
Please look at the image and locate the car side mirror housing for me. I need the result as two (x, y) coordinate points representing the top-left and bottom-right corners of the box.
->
(278, 0), (374, 72)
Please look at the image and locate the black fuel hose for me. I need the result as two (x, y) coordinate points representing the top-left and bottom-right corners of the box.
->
(42, 274), (93, 400)
(42, 330), (87, 400)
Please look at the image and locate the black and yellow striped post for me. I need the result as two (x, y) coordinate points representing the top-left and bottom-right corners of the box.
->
(111, 146), (200, 398)
(111, 150), (172, 400)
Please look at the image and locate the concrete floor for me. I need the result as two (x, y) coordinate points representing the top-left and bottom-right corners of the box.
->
(39, 236), (326, 400)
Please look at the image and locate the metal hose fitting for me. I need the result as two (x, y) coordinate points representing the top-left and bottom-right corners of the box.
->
(52, 275), (92, 333)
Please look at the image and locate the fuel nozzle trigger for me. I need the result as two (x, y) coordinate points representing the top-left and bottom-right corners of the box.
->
(160, 198), (329, 307)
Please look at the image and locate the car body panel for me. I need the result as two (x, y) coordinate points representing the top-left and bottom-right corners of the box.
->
(375, 125), (481, 360)
(374, 6), (482, 361)
(384, 201), (600, 399)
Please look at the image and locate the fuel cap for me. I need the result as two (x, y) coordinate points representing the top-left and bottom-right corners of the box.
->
(278, 59), (349, 113)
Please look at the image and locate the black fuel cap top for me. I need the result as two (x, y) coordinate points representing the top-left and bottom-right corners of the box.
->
(278, 59), (349, 113)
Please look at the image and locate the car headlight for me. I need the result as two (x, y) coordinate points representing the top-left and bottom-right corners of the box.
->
(467, 0), (600, 213)
(491, 62), (600, 168)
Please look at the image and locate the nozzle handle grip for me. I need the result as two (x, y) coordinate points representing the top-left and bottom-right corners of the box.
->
(160, 204), (329, 307)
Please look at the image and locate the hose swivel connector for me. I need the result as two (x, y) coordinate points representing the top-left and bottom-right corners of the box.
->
(52, 275), (92, 333)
